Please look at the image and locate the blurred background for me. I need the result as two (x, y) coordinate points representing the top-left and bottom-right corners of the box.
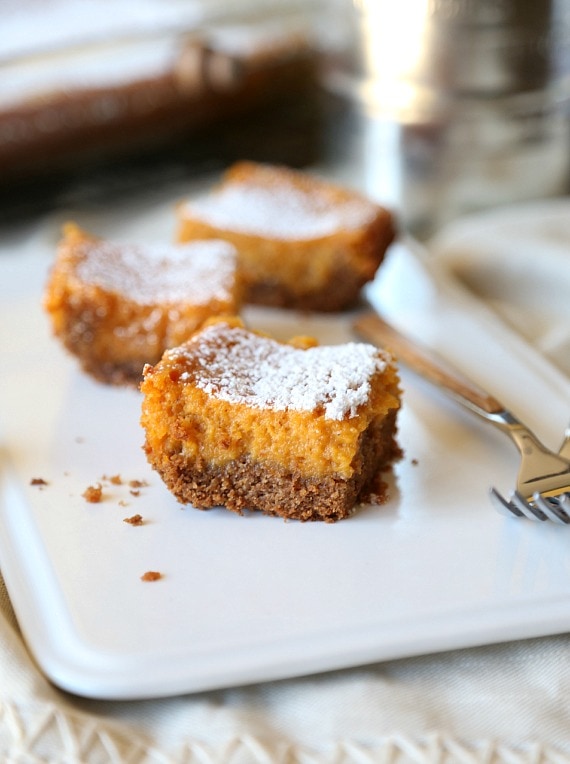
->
(2, 0), (570, 237)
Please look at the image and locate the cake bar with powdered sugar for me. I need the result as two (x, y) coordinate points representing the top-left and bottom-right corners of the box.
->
(177, 161), (396, 312)
(141, 318), (402, 522)
(43, 223), (242, 386)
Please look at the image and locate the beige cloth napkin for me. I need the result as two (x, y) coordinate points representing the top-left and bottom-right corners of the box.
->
(1, 571), (570, 761)
(429, 199), (570, 379)
(1, 204), (570, 762)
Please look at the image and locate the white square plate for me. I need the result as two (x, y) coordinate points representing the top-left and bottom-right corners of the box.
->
(1, 197), (570, 700)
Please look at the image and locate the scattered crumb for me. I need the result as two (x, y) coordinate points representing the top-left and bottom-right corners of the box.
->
(69, 475), (150, 505)
(411, 458), (419, 466)
(129, 479), (149, 489)
(124, 514), (144, 526)
(82, 483), (103, 503)
(31, 472), (149, 506)
(75, 437), (84, 444)
(128, 479), (148, 497)
(141, 571), (162, 582)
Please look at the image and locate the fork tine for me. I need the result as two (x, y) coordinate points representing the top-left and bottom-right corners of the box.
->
(490, 486), (570, 524)
(490, 487), (525, 519)
(533, 493), (570, 525)
(510, 491), (549, 521)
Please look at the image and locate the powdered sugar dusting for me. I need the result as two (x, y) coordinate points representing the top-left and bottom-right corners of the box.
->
(183, 184), (378, 241)
(75, 239), (237, 305)
(171, 323), (390, 420)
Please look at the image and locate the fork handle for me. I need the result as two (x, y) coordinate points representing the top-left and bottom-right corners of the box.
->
(354, 312), (504, 415)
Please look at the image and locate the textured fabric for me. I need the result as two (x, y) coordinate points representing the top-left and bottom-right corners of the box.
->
(430, 199), (570, 379)
(1, 568), (570, 762)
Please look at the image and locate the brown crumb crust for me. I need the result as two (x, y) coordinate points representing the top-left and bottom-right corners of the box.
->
(58, 335), (145, 386)
(144, 411), (400, 522)
(243, 217), (396, 312)
(245, 264), (364, 312)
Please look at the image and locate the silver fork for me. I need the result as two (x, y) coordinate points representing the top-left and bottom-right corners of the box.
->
(354, 312), (570, 524)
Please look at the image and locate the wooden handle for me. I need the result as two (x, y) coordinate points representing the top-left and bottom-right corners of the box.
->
(353, 312), (505, 415)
